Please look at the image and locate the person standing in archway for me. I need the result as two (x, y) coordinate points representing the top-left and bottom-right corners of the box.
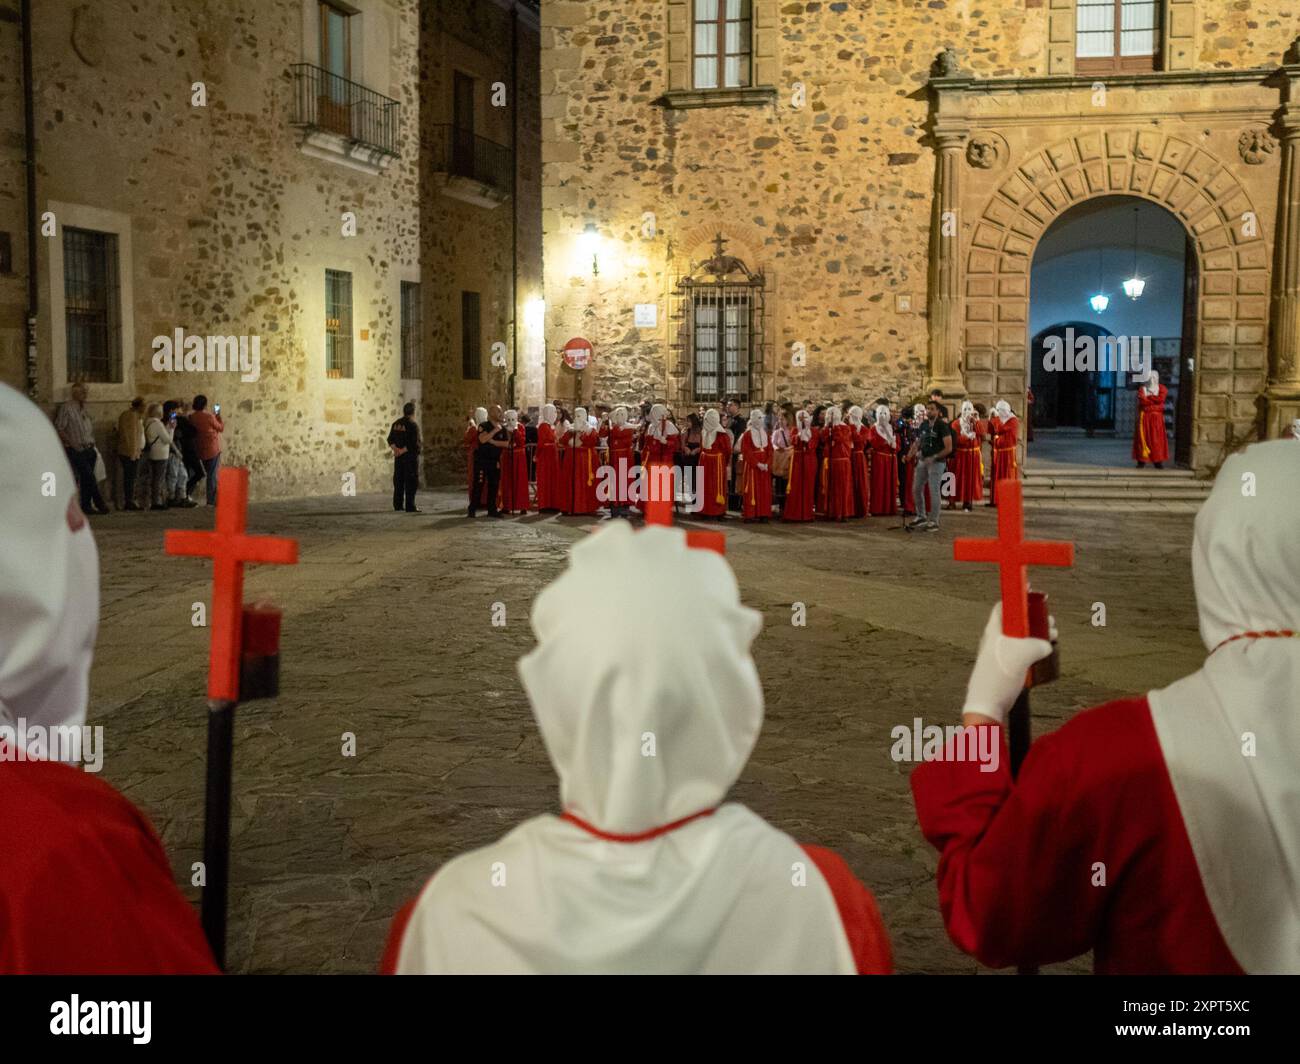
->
(1133, 371), (1170, 469)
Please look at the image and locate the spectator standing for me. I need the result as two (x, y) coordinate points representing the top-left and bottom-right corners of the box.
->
(53, 383), (109, 515)
(387, 401), (421, 513)
(143, 403), (181, 511)
(189, 395), (224, 505)
(116, 397), (146, 511)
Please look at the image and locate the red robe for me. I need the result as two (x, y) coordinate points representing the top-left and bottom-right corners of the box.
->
(1133, 384), (1170, 463)
(850, 425), (871, 518)
(602, 425), (636, 507)
(989, 417), (1019, 507)
(949, 419), (984, 506)
(535, 422), (562, 511)
(739, 431), (773, 519)
(910, 697), (1243, 974)
(562, 429), (600, 515)
(0, 751), (218, 974)
(699, 431), (731, 517)
(867, 428), (899, 516)
(782, 431), (816, 522)
(500, 426), (529, 513)
(825, 424), (855, 521)
(812, 427), (830, 516)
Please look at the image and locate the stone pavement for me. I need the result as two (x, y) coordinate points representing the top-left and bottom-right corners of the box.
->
(84, 489), (1204, 974)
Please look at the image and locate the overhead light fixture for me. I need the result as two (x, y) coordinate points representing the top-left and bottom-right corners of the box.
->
(1123, 205), (1145, 299)
(1089, 246), (1108, 313)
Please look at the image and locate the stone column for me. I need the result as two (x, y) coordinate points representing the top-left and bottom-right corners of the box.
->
(927, 125), (968, 398)
(1266, 62), (1300, 436)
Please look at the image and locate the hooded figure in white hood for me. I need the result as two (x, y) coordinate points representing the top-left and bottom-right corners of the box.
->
(912, 439), (1300, 973)
(0, 383), (216, 974)
(384, 521), (891, 973)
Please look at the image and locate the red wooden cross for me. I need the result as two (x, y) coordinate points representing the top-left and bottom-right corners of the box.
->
(165, 467), (298, 701)
(642, 461), (725, 555)
(952, 479), (1073, 638)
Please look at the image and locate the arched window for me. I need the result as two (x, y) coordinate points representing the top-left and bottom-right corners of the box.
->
(1076, 0), (1162, 74)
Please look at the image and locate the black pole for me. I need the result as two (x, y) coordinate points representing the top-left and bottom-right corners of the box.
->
(20, 0), (39, 400)
(201, 698), (236, 971)
(1008, 686), (1038, 975)
(508, 1), (519, 408)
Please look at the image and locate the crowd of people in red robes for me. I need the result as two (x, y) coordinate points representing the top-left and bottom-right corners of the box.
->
(458, 390), (1030, 524)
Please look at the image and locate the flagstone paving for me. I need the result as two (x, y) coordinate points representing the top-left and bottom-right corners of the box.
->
(84, 491), (1203, 974)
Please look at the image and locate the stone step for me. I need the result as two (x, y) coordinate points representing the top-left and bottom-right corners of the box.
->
(1025, 498), (1204, 514)
(1022, 484), (1212, 501)
(1023, 475), (1210, 491)
(1024, 467), (1197, 480)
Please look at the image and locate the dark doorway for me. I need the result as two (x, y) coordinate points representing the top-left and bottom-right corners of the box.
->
(1030, 320), (1117, 433)
(452, 72), (475, 178)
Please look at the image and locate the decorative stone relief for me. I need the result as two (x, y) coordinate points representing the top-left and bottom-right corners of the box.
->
(1238, 128), (1277, 165)
(966, 132), (1007, 170)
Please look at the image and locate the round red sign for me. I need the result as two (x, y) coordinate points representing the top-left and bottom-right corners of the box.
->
(562, 337), (593, 371)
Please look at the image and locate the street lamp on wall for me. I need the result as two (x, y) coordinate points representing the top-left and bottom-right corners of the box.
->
(579, 222), (600, 277)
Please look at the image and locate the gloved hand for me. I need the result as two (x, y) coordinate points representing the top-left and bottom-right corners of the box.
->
(961, 603), (1054, 724)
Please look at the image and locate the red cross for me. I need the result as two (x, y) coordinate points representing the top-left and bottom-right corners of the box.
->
(165, 467), (298, 701)
(643, 462), (725, 555)
(952, 479), (1073, 638)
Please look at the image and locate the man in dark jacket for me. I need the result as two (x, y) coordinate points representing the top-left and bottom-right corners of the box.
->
(387, 402), (421, 513)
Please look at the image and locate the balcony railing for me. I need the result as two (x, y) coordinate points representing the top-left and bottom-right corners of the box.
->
(290, 63), (400, 158)
(429, 125), (513, 192)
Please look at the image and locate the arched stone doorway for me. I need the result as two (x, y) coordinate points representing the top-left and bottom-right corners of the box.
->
(955, 128), (1269, 473)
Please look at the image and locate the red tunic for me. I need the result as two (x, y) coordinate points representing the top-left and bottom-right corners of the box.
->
(0, 751), (218, 974)
(500, 426), (530, 513)
(699, 432), (731, 517)
(950, 419), (984, 506)
(867, 428), (899, 516)
(739, 432), (773, 519)
(910, 698), (1243, 974)
(812, 427), (831, 516)
(562, 429), (600, 515)
(602, 425), (636, 507)
(1133, 384), (1170, 463)
(850, 425), (871, 518)
(535, 423), (562, 511)
(824, 424), (855, 521)
(989, 417), (1019, 507)
(782, 431), (816, 522)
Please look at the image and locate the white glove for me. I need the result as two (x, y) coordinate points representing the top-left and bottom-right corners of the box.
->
(961, 603), (1053, 724)
(757, 464), (768, 472)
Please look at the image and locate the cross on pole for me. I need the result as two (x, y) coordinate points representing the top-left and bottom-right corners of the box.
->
(165, 466), (298, 700)
(952, 479), (1073, 638)
(643, 462), (725, 555)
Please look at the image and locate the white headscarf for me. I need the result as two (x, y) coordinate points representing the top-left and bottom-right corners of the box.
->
(473, 406), (488, 426)
(0, 384), (100, 757)
(847, 405), (863, 429)
(825, 406), (843, 428)
(747, 408), (768, 448)
(911, 404), (926, 428)
(795, 409), (812, 443)
(1147, 441), (1300, 973)
(701, 408), (723, 450)
(571, 407), (588, 443)
(541, 403), (557, 427)
(993, 400), (1015, 422)
(611, 406), (628, 428)
(1144, 370), (1161, 396)
(389, 523), (858, 973)
(874, 405), (894, 446)
(588, 413), (598, 431)
(646, 403), (678, 441)
(959, 400), (977, 440)
(503, 409), (519, 432)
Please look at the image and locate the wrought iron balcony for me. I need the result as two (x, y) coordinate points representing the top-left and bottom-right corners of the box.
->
(429, 125), (513, 193)
(290, 63), (400, 159)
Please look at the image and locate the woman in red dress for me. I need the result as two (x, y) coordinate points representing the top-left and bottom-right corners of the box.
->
(535, 403), (562, 512)
(847, 405), (871, 518)
(601, 406), (636, 518)
(500, 409), (530, 513)
(823, 406), (855, 521)
(949, 400), (984, 511)
(1133, 371), (1170, 468)
(781, 410), (816, 521)
(698, 409), (731, 519)
(868, 404), (900, 516)
(989, 399), (1020, 508)
(739, 409), (773, 521)
(562, 406), (600, 516)
(465, 406), (487, 508)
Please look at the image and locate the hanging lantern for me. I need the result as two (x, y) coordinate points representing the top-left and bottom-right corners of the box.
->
(1089, 292), (1110, 313)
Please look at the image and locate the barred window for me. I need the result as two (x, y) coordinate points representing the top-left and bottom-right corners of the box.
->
(692, 288), (753, 402)
(461, 290), (481, 380)
(400, 281), (422, 380)
(63, 227), (122, 383)
(1076, 0), (1161, 73)
(693, 0), (752, 90)
(326, 268), (353, 378)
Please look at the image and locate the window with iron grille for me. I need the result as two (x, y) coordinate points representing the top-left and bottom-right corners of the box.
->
(63, 227), (122, 383)
(325, 269), (353, 378)
(461, 291), (482, 380)
(692, 289), (753, 402)
(400, 281), (422, 380)
(1076, 0), (1161, 73)
(693, 0), (752, 90)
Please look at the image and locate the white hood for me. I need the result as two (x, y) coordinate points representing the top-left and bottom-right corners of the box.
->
(873, 405), (894, 446)
(701, 408), (723, 450)
(473, 406), (488, 425)
(746, 409), (768, 449)
(390, 523), (858, 973)
(1148, 440), (1300, 973)
(0, 384), (100, 754)
(541, 403), (557, 427)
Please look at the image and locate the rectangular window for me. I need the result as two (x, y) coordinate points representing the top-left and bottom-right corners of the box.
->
(400, 281), (422, 380)
(325, 269), (353, 379)
(692, 288), (751, 401)
(318, 2), (354, 135)
(693, 0), (752, 90)
(452, 72), (476, 179)
(63, 227), (122, 383)
(461, 290), (482, 380)
(1076, 0), (1160, 72)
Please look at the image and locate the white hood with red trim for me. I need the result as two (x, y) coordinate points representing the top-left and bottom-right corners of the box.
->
(1148, 440), (1300, 973)
(390, 522), (856, 973)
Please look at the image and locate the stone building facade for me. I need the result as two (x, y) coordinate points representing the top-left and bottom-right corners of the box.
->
(0, 0), (540, 497)
(540, 0), (1300, 472)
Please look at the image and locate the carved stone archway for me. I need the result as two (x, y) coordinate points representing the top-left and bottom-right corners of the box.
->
(959, 128), (1269, 472)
